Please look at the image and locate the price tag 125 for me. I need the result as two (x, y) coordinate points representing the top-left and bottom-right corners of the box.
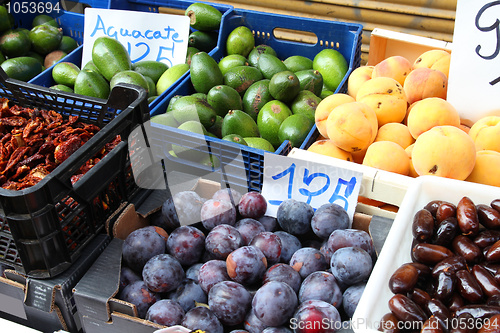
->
(261, 153), (363, 222)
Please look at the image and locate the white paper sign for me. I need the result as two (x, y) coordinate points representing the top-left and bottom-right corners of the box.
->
(448, 0), (500, 124)
(82, 8), (190, 68)
(261, 153), (363, 221)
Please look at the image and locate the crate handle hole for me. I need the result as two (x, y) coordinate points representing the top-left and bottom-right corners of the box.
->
(272, 28), (318, 45)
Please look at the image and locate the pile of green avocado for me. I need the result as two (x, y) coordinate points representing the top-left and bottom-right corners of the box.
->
(152, 19), (348, 155)
(0, 6), (78, 82)
(48, 2), (223, 103)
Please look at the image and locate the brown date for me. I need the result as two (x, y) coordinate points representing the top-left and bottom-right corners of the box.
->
(410, 262), (433, 281)
(433, 217), (459, 247)
(448, 292), (467, 313)
(388, 293), (428, 323)
(410, 288), (432, 308)
(474, 230), (500, 249)
(483, 264), (500, 276)
(432, 256), (467, 278)
(483, 264), (500, 285)
(425, 200), (446, 217)
(413, 209), (436, 242)
(486, 294), (500, 307)
(389, 263), (420, 294)
(472, 265), (500, 298)
(413, 243), (455, 265)
(484, 246), (493, 258)
(477, 204), (500, 230)
(425, 298), (451, 327)
(452, 235), (483, 263)
(491, 200), (500, 214)
(485, 240), (500, 263)
(434, 271), (456, 302)
(436, 202), (457, 224)
(456, 269), (484, 303)
(378, 312), (400, 333)
(457, 197), (480, 236)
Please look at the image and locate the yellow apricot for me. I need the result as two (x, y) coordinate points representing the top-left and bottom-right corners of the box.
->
(403, 68), (448, 105)
(412, 125), (476, 180)
(362, 141), (411, 175)
(347, 66), (374, 98)
(307, 139), (353, 161)
(407, 97), (460, 139)
(468, 116), (500, 153)
(372, 55), (412, 86)
(465, 150), (500, 187)
(326, 101), (378, 153)
(374, 122), (415, 149)
(405, 143), (419, 178)
(356, 77), (407, 127)
(314, 93), (355, 138)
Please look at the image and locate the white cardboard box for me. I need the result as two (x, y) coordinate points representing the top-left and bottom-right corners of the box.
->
(352, 175), (500, 332)
(367, 28), (452, 65)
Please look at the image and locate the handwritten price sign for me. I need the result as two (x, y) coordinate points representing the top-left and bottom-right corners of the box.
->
(261, 153), (362, 221)
(448, 0), (500, 124)
(82, 8), (190, 68)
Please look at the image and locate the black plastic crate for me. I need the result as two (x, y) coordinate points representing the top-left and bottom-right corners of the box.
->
(0, 67), (149, 278)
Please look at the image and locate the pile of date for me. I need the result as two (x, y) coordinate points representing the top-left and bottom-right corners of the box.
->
(382, 196), (500, 333)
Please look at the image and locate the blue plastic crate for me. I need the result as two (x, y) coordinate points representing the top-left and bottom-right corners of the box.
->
(146, 8), (362, 191)
(28, 0), (234, 109)
(218, 8), (362, 68)
(141, 73), (291, 194)
(215, 8), (363, 151)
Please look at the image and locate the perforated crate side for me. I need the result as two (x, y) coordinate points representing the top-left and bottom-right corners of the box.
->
(0, 69), (149, 277)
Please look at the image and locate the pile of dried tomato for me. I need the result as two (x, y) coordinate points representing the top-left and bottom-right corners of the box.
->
(0, 98), (120, 190)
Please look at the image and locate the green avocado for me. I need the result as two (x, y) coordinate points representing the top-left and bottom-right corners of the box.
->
(110, 70), (150, 96)
(74, 69), (110, 99)
(58, 36), (79, 54)
(207, 84), (242, 117)
(242, 79), (273, 121)
(257, 53), (288, 80)
(247, 44), (277, 67)
(91, 36), (132, 81)
(188, 30), (218, 53)
(29, 24), (63, 55)
(295, 69), (324, 96)
(0, 29), (31, 58)
(185, 3), (222, 31)
(171, 95), (217, 129)
(132, 60), (169, 84)
(223, 65), (263, 96)
(1, 56), (43, 81)
(221, 109), (259, 138)
(190, 51), (224, 94)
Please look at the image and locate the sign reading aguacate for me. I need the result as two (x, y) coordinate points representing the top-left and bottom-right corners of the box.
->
(447, 0), (500, 124)
(81, 8), (190, 68)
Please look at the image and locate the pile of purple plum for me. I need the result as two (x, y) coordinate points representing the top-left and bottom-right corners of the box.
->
(118, 188), (376, 332)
